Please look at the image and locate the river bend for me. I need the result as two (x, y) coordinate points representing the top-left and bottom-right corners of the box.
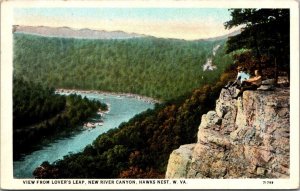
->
(13, 92), (154, 178)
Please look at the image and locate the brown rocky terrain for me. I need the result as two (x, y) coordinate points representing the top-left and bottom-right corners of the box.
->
(166, 85), (290, 178)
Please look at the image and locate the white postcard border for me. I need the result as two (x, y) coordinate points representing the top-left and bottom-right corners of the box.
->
(1, 0), (299, 189)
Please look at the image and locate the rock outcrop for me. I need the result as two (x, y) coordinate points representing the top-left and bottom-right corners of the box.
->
(166, 86), (290, 178)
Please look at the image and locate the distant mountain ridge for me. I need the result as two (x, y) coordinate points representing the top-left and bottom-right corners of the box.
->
(13, 25), (146, 39)
(13, 25), (240, 40)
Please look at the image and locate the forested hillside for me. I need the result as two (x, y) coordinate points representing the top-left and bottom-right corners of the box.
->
(13, 33), (232, 100)
(13, 76), (107, 159)
(33, 68), (236, 178)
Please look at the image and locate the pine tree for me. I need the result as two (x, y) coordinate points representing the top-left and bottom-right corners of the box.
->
(224, 9), (290, 81)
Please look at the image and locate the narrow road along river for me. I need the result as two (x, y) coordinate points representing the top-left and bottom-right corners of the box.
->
(13, 92), (155, 178)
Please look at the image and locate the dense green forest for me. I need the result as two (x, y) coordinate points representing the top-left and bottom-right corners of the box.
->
(33, 68), (236, 178)
(13, 76), (107, 159)
(13, 33), (232, 100)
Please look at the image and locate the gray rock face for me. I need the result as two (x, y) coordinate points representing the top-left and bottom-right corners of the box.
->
(165, 144), (195, 178)
(257, 85), (275, 91)
(165, 87), (290, 178)
(262, 79), (276, 85)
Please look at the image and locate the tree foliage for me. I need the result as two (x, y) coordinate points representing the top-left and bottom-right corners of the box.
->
(14, 34), (232, 100)
(13, 76), (107, 159)
(224, 9), (290, 79)
(13, 76), (65, 127)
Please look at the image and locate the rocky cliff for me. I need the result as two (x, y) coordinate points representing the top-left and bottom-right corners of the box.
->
(166, 86), (290, 178)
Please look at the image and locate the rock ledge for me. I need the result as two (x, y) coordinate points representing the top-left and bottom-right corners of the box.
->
(166, 87), (289, 178)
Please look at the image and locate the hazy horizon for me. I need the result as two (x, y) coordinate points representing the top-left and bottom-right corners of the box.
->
(14, 8), (239, 40)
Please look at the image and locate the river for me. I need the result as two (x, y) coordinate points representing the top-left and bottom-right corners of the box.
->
(13, 92), (155, 178)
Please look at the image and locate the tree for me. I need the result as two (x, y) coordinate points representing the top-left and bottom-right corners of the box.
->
(224, 9), (290, 82)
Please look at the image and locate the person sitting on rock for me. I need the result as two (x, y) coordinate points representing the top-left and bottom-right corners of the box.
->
(224, 66), (250, 89)
(232, 69), (262, 99)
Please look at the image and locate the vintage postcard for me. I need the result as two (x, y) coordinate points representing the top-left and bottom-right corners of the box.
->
(1, 0), (299, 189)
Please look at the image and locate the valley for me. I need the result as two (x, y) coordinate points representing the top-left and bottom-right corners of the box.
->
(13, 28), (232, 101)
(13, 26), (233, 178)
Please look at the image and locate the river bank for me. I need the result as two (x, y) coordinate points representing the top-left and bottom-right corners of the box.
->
(55, 88), (162, 104)
(14, 92), (155, 178)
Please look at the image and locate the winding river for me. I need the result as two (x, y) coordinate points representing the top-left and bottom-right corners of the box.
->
(13, 92), (155, 178)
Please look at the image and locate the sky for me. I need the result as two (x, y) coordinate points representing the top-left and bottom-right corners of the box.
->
(14, 8), (237, 40)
